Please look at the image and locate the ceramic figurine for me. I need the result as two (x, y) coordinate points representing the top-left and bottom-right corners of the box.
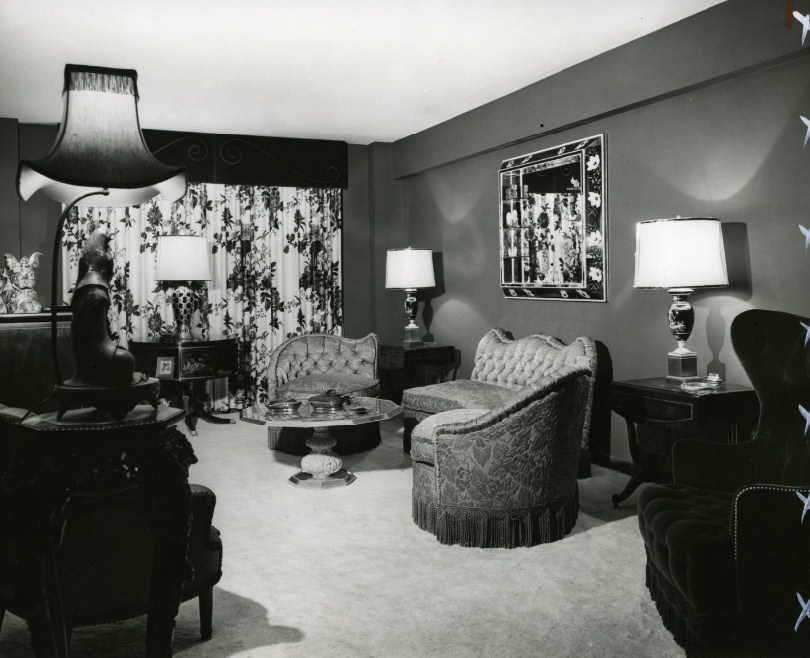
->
(0, 267), (8, 314)
(3, 252), (43, 313)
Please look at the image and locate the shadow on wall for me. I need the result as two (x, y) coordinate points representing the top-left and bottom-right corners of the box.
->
(696, 222), (752, 380)
(421, 251), (444, 343)
(590, 341), (614, 469)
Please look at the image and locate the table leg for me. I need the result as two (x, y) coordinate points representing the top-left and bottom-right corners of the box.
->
(612, 418), (672, 508)
(190, 381), (234, 426)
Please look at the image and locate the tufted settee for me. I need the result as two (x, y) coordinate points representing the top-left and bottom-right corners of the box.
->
(402, 328), (598, 475)
(411, 365), (592, 547)
(265, 332), (381, 455)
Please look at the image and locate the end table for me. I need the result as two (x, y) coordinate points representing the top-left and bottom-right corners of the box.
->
(611, 377), (759, 507)
(129, 336), (238, 435)
(379, 342), (457, 403)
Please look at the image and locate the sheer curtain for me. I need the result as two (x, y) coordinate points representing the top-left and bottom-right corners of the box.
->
(62, 182), (343, 408)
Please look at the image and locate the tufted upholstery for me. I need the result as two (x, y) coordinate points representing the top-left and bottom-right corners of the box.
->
(402, 328), (598, 476)
(411, 366), (591, 548)
(265, 333), (382, 455)
(637, 309), (810, 657)
(267, 333), (380, 400)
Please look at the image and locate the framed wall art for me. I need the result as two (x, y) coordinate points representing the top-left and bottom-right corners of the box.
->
(499, 134), (607, 301)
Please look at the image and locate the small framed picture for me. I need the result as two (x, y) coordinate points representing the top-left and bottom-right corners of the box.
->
(156, 356), (175, 379)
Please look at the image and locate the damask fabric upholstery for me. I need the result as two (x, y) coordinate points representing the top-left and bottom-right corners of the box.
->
(403, 380), (522, 422)
(402, 328), (598, 475)
(411, 366), (591, 548)
(637, 309), (810, 657)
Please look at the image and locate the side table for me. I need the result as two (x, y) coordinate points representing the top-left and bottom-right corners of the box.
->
(379, 343), (457, 403)
(129, 336), (238, 435)
(0, 405), (194, 658)
(611, 377), (759, 507)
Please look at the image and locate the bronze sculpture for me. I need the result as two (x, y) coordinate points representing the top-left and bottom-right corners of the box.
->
(54, 227), (158, 419)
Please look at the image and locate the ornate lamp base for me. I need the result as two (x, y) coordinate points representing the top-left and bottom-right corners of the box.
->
(402, 289), (424, 347)
(665, 288), (701, 382)
(171, 285), (195, 340)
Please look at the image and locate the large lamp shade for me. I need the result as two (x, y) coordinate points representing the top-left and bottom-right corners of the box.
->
(17, 64), (187, 207)
(634, 218), (728, 290)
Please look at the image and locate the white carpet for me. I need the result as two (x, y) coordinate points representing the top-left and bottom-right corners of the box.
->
(0, 416), (684, 657)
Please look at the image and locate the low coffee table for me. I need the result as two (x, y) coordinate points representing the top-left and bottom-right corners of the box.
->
(241, 396), (402, 487)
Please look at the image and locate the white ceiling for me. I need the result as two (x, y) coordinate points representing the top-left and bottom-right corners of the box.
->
(0, 0), (725, 145)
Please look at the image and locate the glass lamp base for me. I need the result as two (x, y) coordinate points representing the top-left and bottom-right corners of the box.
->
(403, 325), (423, 348)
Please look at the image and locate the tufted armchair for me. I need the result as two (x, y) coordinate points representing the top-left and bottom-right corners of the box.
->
(265, 333), (381, 455)
(638, 309), (810, 656)
(411, 365), (592, 548)
(402, 328), (599, 476)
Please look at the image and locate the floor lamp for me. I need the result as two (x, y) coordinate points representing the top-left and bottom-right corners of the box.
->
(16, 64), (187, 414)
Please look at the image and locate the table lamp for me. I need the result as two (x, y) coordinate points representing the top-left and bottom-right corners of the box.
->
(155, 234), (211, 340)
(634, 217), (728, 381)
(16, 64), (187, 418)
(385, 247), (435, 347)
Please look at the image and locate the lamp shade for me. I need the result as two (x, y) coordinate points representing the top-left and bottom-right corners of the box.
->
(17, 64), (187, 207)
(634, 218), (728, 290)
(385, 248), (435, 290)
(155, 235), (211, 281)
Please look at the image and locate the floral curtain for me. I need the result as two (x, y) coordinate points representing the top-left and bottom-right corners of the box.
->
(62, 182), (343, 408)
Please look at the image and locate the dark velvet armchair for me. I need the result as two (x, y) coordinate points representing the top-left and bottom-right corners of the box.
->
(638, 309), (810, 657)
(0, 484), (222, 655)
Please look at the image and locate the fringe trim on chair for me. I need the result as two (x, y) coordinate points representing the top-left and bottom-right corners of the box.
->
(644, 554), (806, 658)
(412, 486), (578, 548)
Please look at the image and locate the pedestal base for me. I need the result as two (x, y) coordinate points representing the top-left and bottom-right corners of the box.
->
(293, 429), (356, 487)
(288, 468), (356, 488)
(666, 351), (700, 382)
(403, 326), (423, 348)
(53, 377), (161, 421)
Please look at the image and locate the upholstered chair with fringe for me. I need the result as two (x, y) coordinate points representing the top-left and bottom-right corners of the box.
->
(402, 328), (600, 477)
(410, 365), (592, 548)
(637, 308), (810, 657)
(265, 332), (381, 455)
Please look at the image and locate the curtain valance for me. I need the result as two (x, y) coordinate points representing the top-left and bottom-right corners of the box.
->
(144, 130), (348, 189)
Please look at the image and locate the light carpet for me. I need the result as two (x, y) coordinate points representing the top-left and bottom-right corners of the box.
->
(0, 416), (684, 657)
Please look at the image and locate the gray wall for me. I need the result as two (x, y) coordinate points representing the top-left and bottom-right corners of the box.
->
(357, 0), (810, 462)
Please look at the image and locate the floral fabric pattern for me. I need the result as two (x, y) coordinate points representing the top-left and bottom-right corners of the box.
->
(62, 183), (343, 409)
